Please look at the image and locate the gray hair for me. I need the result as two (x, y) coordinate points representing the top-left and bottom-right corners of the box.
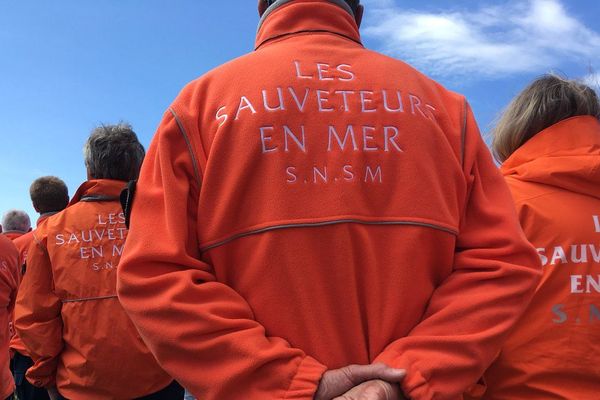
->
(83, 123), (145, 181)
(2, 210), (31, 232)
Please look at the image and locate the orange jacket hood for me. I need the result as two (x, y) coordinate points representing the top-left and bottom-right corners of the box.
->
(502, 116), (600, 199)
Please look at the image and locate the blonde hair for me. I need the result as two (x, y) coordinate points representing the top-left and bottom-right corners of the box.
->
(492, 74), (600, 162)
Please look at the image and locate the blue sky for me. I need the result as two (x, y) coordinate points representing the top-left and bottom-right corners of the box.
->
(1, 0), (599, 224)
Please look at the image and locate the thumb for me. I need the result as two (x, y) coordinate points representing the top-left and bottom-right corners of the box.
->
(346, 363), (406, 384)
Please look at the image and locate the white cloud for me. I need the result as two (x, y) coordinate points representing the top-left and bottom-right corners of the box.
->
(364, 0), (600, 78)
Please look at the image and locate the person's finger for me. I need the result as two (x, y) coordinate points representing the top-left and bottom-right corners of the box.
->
(332, 379), (399, 400)
(315, 363), (406, 400)
(345, 363), (406, 384)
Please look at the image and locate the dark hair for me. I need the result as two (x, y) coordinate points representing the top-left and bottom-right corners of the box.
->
(345, 0), (360, 12)
(83, 123), (145, 181)
(30, 176), (69, 214)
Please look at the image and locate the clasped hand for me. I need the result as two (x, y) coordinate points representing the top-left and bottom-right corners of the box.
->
(314, 363), (408, 400)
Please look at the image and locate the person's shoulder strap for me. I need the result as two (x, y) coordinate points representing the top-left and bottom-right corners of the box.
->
(120, 180), (137, 229)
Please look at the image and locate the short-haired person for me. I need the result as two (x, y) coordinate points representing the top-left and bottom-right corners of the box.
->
(13, 177), (69, 268)
(11, 176), (69, 400)
(117, 1), (541, 399)
(468, 76), (600, 399)
(15, 124), (182, 400)
(1, 210), (31, 241)
(0, 235), (19, 400)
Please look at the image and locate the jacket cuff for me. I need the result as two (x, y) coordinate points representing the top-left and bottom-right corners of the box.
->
(26, 369), (56, 389)
(284, 355), (327, 400)
(375, 352), (435, 400)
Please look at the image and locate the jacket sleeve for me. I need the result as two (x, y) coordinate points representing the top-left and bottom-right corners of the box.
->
(1, 242), (19, 332)
(117, 110), (327, 400)
(6, 247), (20, 344)
(374, 103), (542, 400)
(14, 234), (63, 388)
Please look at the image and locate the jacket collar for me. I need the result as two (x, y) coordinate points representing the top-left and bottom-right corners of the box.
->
(69, 179), (126, 206)
(2, 231), (25, 238)
(501, 116), (600, 199)
(37, 212), (58, 227)
(256, 0), (362, 50)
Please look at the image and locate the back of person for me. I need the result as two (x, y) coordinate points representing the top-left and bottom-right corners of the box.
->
(118, 1), (541, 399)
(0, 235), (19, 400)
(33, 182), (170, 399)
(10, 176), (69, 400)
(477, 76), (600, 399)
(15, 125), (176, 400)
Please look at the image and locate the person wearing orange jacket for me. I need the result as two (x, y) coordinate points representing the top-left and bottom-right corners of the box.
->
(11, 176), (69, 400)
(117, 1), (542, 399)
(466, 76), (600, 399)
(0, 232), (20, 399)
(15, 124), (182, 400)
(13, 177), (69, 268)
(1, 209), (32, 368)
(1, 210), (31, 241)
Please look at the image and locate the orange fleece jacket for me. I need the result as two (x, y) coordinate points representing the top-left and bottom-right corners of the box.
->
(117, 1), (541, 399)
(10, 214), (56, 358)
(0, 235), (19, 399)
(476, 116), (600, 399)
(15, 180), (172, 400)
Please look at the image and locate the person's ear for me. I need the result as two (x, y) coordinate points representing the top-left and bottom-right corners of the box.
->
(355, 4), (364, 28)
(258, 0), (269, 17)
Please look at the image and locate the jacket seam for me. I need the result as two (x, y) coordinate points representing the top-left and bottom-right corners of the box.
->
(61, 295), (118, 303)
(200, 219), (457, 252)
(32, 232), (48, 255)
(507, 177), (597, 204)
(80, 195), (120, 202)
(168, 107), (202, 188)
(513, 189), (565, 205)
